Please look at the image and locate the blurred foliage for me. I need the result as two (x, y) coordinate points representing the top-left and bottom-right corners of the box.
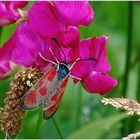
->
(0, 1), (140, 139)
(69, 113), (128, 139)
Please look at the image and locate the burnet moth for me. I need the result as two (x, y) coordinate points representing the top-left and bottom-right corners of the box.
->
(21, 38), (96, 120)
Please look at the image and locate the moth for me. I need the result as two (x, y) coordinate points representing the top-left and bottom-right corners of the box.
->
(21, 38), (96, 120)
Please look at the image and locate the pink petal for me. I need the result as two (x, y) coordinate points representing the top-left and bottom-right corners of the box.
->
(5, 1), (28, 9)
(71, 60), (95, 80)
(56, 26), (80, 48)
(29, 1), (63, 38)
(11, 22), (62, 71)
(90, 36), (111, 72)
(0, 2), (6, 12)
(12, 23), (42, 67)
(0, 1), (27, 26)
(81, 71), (117, 95)
(11, 22), (61, 69)
(0, 21), (64, 77)
(0, 2), (15, 25)
(80, 36), (111, 72)
(0, 33), (16, 79)
(53, 1), (94, 26)
(71, 36), (111, 79)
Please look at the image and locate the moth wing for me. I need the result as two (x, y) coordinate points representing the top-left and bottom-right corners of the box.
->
(43, 92), (64, 120)
(43, 77), (68, 120)
(21, 68), (57, 110)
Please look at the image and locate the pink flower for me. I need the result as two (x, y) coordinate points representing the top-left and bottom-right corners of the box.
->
(28, 1), (93, 48)
(0, 1), (28, 26)
(1, 1), (93, 77)
(0, 1), (117, 95)
(0, 22), (78, 77)
(71, 36), (117, 94)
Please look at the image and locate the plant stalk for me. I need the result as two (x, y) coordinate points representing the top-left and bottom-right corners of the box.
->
(52, 117), (64, 139)
(122, 1), (133, 98)
(129, 64), (140, 133)
(136, 65), (140, 102)
(121, 1), (133, 137)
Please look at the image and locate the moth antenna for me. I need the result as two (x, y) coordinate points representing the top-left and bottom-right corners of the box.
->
(69, 58), (80, 71)
(49, 48), (60, 64)
(39, 52), (57, 65)
(68, 57), (97, 65)
(51, 38), (67, 61)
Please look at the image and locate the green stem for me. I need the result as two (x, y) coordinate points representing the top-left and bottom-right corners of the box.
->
(52, 117), (64, 139)
(128, 64), (140, 133)
(122, 1), (133, 98)
(76, 83), (82, 129)
(136, 65), (140, 102)
(121, 1), (133, 137)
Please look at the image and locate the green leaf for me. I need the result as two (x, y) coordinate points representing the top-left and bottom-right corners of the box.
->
(68, 113), (129, 139)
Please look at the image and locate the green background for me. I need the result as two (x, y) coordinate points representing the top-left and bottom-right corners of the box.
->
(0, 1), (140, 139)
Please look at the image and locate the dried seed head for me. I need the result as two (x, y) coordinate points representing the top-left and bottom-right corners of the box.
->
(0, 68), (43, 138)
(101, 97), (140, 115)
(123, 131), (140, 140)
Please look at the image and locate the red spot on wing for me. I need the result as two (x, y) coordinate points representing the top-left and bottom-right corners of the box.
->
(48, 70), (57, 82)
(46, 92), (64, 118)
(44, 68), (53, 79)
(39, 86), (47, 96)
(60, 78), (68, 89)
(51, 91), (64, 102)
(43, 92), (64, 119)
(51, 94), (59, 102)
(38, 69), (53, 87)
(46, 101), (59, 116)
(25, 90), (36, 106)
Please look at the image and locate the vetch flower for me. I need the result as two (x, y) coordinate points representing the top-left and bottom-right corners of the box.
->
(0, 1), (118, 137)
(0, 1), (28, 26)
(28, 1), (93, 48)
(0, 1), (117, 95)
(0, 1), (94, 78)
(71, 36), (117, 94)
(0, 22), (79, 78)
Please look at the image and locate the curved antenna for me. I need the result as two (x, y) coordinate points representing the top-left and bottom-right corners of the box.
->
(51, 38), (66, 61)
(68, 57), (97, 65)
(69, 58), (80, 70)
(39, 52), (57, 65)
(49, 47), (59, 64)
(69, 57), (97, 81)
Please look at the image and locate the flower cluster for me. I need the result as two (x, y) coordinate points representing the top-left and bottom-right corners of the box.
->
(0, 1), (117, 94)
(0, 1), (28, 26)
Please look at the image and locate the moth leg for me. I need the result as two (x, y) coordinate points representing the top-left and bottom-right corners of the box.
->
(70, 75), (81, 81)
